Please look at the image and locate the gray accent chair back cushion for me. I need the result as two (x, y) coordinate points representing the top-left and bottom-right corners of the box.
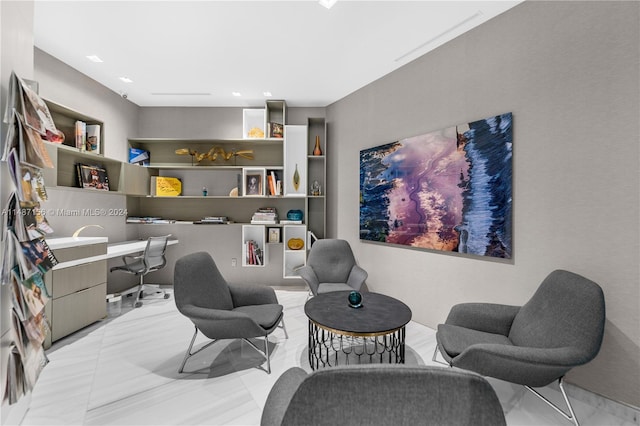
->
(307, 239), (357, 283)
(509, 269), (605, 361)
(261, 365), (506, 426)
(297, 239), (368, 295)
(174, 251), (234, 312)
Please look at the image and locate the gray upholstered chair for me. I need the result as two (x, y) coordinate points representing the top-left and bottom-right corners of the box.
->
(261, 364), (506, 426)
(296, 239), (367, 295)
(173, 251), (287, 374)
(434, 269), (605, 426)
(110, 235), (171, 308)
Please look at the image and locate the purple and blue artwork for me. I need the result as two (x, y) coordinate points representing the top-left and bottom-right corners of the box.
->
(359, 112), (512, 259)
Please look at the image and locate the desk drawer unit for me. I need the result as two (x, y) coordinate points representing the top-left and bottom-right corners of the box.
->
(44, 242), (107, 348)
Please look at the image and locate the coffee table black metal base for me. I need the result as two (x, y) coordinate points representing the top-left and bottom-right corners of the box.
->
(304, 291), (412, 370)
(308, 321), (406, 370)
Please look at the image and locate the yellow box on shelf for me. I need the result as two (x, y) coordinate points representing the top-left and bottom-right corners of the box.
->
(151, 176), (182, 196)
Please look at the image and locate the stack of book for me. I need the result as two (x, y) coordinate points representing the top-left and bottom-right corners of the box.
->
(251, 207), (278, 224)
(197, 216), (228, 224)
(245, 240), (263, 265)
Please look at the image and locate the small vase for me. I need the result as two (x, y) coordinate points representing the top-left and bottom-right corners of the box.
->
(313, 136), (323, 156)
(293, 164), (300, 191)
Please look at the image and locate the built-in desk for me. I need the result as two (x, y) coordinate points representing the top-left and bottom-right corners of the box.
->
(107, 238), (179, 259)
(45, 237), (109, 348)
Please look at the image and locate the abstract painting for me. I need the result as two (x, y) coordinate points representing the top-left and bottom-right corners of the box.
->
(359, 112), (512, 259)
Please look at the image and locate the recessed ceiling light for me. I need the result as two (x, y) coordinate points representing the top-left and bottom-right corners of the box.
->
(263, 92), (273, 97)
(119, 77), (133, 83)
(86, 55), (103, 63)
(232, 92), (242, 97)
(319, 0), (338, 9)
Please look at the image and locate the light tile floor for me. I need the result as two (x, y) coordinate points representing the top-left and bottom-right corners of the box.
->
(20, 289), (639, 425)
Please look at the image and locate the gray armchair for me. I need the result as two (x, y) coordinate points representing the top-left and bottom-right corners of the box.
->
(297, 239), (367, 295)
(261, 365), (506, 426)
(435, 269), (605, 426)
(173, 251), (287, 374)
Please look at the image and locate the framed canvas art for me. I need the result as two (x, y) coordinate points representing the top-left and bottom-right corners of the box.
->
(359, 112), (513, 259)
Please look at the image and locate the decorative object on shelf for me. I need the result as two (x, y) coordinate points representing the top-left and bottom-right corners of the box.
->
(286, 209), (303, 221)
(268, 227), (281, 243)
(311, 180), (321, 196)
(202, 187), (208, 196)
(293, 163), (300, 190)
(287, 238), (305, 250)
(313, 135), (323, 156)
(175, 147), (254, 165)
(245, 173), (262, 196)
(248, 127), (265, 138)
(348, 290), (363, 309)
(72, 224), (104, 238)
(229, 187), (239, 197)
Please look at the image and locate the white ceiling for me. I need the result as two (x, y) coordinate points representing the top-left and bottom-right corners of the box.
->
(33, 0), (522, 108)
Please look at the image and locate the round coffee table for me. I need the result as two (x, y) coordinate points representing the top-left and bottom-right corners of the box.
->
(304, 291), (412, 370)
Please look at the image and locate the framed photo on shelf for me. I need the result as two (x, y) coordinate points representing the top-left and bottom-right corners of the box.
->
(243, 168), (266, 197)
(268, 227), (281, 243)
(77, 163), (109, 191)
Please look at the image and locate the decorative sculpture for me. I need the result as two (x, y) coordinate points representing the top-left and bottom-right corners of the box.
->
(175, 147), (254, 165)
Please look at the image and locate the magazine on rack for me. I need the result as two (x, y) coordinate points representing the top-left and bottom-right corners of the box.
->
(20, 237), (58, 276)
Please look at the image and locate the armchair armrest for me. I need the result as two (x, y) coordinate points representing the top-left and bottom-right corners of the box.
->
(445, 303), (520, 336)
(228, 282), (277, 307)
(261, 367), (308, 426)
(346, 265), (368, 291)
(297, 265), (319, 295)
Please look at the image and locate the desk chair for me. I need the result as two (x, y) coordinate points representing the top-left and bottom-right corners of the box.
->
(110, 235), (171, 308)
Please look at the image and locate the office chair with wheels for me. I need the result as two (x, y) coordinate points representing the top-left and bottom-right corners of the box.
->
(110, 235), (171, 308)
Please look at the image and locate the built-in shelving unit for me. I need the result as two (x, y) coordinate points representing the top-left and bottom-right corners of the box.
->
(41, 97), (326, 278)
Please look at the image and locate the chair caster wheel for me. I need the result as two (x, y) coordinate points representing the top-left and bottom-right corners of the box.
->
(135, 301), (143, 308)
(164, 294), (170, 299)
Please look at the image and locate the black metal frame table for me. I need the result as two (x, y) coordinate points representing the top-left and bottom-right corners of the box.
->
(304, 291), (412, 370)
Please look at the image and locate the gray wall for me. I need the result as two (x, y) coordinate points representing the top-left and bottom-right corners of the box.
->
(327, 1), (639, 407)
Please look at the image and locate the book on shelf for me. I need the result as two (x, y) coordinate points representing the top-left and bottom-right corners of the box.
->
(251, 207), (278, 224)
(244, 240), (263, 265)
(265, 170), (282, 196)
(86, 124), (100, 153)
(150, 176), (182, 196)
(126, 216), (161, 223)
(75, 121), (86, 151)
(76, 163), (109, 191)
(129, 147), (150, 166)
(197, 216), (228, 224)
(269, 122), (283, 138)
(279, 220), (303, 225)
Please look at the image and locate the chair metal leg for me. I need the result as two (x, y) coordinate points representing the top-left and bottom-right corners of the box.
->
(279, 318), (289, 339)
(178, 326), (218, 373)
(134, 274), (144, 308)
(525, 377), (579, 426)
(431, 345), (450, 366)
(242, 335), (272, 374)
